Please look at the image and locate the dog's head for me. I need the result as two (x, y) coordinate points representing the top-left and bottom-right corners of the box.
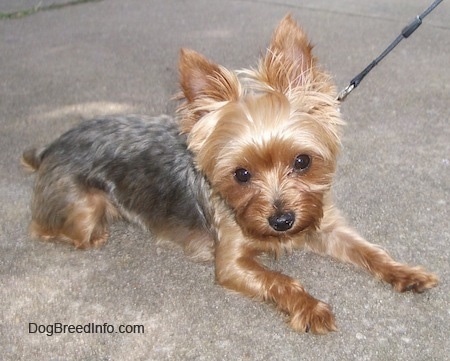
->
(178, 15), (343, 239)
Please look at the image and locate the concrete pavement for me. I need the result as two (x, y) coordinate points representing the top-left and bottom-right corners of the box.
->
(1, 1), (449, 360)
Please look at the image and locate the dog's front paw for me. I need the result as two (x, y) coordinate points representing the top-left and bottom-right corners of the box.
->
(289, 299), (337, 334)
(387, 265), (438, 293)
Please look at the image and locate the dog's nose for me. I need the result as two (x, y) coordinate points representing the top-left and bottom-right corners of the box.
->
(268, 211), (295, 232)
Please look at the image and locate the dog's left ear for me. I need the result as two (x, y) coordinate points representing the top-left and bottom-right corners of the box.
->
(258, 15), (320, 92)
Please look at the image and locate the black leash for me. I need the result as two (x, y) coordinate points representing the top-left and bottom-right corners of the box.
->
(337, 0), (444, 102)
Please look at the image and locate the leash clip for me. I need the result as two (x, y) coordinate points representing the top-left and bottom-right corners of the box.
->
(337, 83), (355, 102)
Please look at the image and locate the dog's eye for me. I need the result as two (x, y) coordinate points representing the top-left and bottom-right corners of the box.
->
(293, 154), (311, 172)
(234, 168), (252, 183)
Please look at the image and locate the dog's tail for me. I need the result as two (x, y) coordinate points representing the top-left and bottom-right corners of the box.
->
(21, 148), (43, 173)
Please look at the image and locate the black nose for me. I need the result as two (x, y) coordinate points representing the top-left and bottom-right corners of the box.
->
(268, 211), (295, 232)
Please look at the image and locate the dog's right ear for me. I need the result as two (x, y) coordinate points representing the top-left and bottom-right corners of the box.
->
(179, 48), (239, 103)
(178, 48), (240, 132)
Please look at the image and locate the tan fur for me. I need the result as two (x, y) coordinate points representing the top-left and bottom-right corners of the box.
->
(178, 15), (438, 334)
(29, 187), (119, 249)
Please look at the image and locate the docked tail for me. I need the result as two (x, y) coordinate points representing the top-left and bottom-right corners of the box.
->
(21, 148), (43, 172)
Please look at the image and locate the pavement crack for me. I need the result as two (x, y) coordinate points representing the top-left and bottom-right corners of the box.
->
(0, 0), (102, 20)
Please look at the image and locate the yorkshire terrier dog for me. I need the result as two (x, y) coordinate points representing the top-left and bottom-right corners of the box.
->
(22, 15), (437, 334)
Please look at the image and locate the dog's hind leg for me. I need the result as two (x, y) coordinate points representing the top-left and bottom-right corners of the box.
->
(30, 177), (118, 249)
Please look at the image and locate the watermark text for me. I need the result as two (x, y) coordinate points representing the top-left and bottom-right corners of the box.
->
(28, 322), (144, 336)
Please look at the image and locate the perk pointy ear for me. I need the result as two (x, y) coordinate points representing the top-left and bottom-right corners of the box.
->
(179, 48), (240, 104)
(258, 14), (318, 92)
(178, 48), (240, 132)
